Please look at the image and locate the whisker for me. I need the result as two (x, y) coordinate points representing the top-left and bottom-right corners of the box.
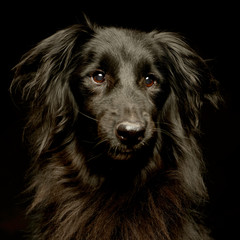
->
(85, 152), (105, 163)
(154, 121), (191, 140)
(153, 127), (173, 138)
(79, 111), (98, 122)
(94, 138), (109, 148)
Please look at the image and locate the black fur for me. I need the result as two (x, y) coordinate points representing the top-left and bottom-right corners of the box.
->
(11, 22), (220, 240)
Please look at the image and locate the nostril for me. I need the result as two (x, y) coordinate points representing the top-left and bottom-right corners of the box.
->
(116, 121), (145, 145)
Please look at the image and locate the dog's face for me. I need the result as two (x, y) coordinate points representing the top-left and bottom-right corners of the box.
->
(12, 24), (219, 173)
(72, 28), (170, 161)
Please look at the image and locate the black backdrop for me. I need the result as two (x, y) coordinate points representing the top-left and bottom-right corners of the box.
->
(1, 2), (239, 240)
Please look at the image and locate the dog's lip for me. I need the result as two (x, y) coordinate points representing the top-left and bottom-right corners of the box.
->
(108, 147), (136, 160)
(116, 145), (137, 154)
(122, 148), (134, 153)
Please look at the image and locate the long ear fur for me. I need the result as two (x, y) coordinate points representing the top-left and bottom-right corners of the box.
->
(10, 24), (93, 158)
(153, 32), (221, 200)
(154, 32), (221, 131)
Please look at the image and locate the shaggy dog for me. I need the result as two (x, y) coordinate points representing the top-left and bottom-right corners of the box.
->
(11, 21), (220, 240)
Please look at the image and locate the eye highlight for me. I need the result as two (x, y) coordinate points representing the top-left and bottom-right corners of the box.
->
(144, 74), (157, 87)
(91, 70), (106, 84)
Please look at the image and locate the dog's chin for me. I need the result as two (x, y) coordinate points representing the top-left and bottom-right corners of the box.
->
(107, 142), (150, 161)
(108, 149), (135, 161)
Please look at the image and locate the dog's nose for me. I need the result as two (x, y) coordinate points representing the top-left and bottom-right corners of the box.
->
(116, 121), (145, 146)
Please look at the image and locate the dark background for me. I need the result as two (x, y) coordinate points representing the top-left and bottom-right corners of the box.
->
(1, 2), (239, 240)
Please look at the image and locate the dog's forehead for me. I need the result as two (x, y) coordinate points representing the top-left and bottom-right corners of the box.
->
(89, 27), (154, 63)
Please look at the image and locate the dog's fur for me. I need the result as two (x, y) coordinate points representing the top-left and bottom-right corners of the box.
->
(11, 21), (220, 240)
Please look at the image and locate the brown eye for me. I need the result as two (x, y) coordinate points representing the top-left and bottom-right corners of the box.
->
(91, 70), (106, 83)
(145, 74), (156, 87)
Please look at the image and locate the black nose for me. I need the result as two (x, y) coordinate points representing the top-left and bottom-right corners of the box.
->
(116, 121), (145, 146)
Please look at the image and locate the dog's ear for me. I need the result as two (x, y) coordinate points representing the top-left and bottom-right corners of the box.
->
(10, 24), (93, 156)
(153, 33), (222, 198)
(153, 32), (221, 130)
(11, 24), (93, 105)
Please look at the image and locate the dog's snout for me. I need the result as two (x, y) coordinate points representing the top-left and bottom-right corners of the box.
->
(116, 121), (145, 146)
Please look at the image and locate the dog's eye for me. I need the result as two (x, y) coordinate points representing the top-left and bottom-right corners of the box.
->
(91, 70), (106, 83)
(145, 74), (156, 87)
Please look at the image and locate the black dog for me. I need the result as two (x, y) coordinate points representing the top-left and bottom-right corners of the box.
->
(11, 21), (220, 240)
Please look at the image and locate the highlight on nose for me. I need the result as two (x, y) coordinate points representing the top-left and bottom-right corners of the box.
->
(116, 121), (145, 146)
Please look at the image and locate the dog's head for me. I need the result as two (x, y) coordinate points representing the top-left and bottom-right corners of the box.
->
(72, 26), (220, 163)
(11, 23), (220, 176)
(71, 27), (172, 162)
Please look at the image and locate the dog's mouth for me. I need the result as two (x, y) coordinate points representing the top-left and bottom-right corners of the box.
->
(108, 147), (137, 161)
(106, 138), (153, 161)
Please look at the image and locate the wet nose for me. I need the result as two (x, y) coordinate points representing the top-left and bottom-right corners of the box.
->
(116, 121), (145, 146)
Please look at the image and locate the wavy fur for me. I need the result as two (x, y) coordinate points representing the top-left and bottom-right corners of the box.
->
(11, 22), (220, 240)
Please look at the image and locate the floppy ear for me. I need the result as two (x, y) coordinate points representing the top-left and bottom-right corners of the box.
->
(153, 32), (220, 131)
(10, 24), (93, 157)
(152, 32), (222, 198)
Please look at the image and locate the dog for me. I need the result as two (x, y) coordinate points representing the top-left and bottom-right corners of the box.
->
(11, 20), (220, 240)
